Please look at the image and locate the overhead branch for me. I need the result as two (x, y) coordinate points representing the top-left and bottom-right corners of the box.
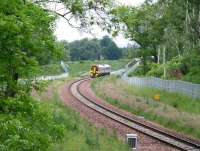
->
(44, 9), (81, 29)
(33, 0), (62, 4)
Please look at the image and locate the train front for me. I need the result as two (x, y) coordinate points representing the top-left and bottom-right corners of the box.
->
(90, 65), (98, 78)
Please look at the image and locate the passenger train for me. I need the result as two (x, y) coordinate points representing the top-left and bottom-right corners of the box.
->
(90, 64), (111, 78)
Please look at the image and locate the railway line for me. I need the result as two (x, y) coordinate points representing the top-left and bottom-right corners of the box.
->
(69, 78), (200, 151)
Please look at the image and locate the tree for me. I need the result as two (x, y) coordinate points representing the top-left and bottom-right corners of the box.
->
(100, 36), (122, 60)
(69, 38), (101, 61)
(60, 40), (70, 61)
(33, 0), (115, 33)
(0, 0), (64, 97)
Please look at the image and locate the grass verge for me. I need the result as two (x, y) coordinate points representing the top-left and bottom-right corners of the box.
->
(92, 76), (200, 139)
(68, 59), (129, 77)
(35, 79), (130, 151)
(38, 59), (129, 77)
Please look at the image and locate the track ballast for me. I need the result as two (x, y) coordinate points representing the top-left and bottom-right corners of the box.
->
(69, 78), (200, 151)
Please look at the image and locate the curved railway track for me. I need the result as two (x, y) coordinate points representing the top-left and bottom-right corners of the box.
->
(69, 78), (200, 151)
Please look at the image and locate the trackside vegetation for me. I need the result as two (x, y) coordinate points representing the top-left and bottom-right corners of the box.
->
(0, 0), (128, 150)
(48, 97), (129, 151)
(92, 76), (200, 139)
(0, 80), (129, 151)
(68, 60), (129, 77)
(112, 0), (200, 84)
(35, 80), (129, 151)
(0, 95), (64, 151)
(39, 59), (129, 77)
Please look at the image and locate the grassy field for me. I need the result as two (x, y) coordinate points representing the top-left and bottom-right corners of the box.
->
(34, 79), (129, 151)
(92, 76), (200, 139)
(39, 59), (129, 77)
(68, 59), (129, 77)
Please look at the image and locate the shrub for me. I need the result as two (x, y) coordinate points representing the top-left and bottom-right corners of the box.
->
(183, 67), (200, 84)
(146, 63), (164, 77)
(128, 65), (149, 77)
(0, 95), (64, 151)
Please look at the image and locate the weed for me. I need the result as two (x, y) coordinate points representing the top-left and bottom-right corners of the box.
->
(92, 76), (200, 139)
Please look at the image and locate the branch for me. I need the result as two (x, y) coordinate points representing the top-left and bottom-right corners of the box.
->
(33, 0), (62, 4)
(63, 11), (71, 16)
(44, 9), (82, 29)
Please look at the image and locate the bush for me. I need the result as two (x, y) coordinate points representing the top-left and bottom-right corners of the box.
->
(0, 95), (64, 151)
(39, 64), (63, 76)
(128, 65), (149, 77)
(146, 57), (186, 79)
(146, 63), (164, 77)
(183, 67), (200, 84)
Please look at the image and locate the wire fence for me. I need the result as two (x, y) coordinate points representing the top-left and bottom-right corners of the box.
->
(122, 76), (200, 99)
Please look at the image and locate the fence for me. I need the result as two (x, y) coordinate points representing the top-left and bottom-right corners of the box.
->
(121, 76), (200, 99)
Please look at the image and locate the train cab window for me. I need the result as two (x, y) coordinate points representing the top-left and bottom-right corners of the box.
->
(91, 66), (97, 72)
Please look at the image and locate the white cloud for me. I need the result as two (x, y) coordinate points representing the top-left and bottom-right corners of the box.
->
(54, 0), (145, 47)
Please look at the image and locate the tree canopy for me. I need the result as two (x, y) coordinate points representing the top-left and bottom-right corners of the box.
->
(0, 0), (117, 98)
(113, 0), (200, 82)
(68, 36), (122, 61)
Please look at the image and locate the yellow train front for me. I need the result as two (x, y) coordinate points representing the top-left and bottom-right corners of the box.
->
(90, 64), (111, 78)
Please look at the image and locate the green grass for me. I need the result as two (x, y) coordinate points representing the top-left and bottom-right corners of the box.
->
(34, 79), (130, 151)
(124, 84), (200, 114)
(38, 59), (129, 77)
(68, 59), (129, 77)
(47, 96), (129, 151)
(92, 76), (200, 139)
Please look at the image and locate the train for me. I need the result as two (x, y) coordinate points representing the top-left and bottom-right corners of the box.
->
(90, 64), (111, 78)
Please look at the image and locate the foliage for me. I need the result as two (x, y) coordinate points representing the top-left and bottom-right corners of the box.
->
(35, 0), (116, 34)
(69, 38), (101, 61)
(92, 76), (200, 139)
(0, 95), (64, 151)
(146, 63), (164, 77)
(130, 55), (200, 83)
(128, 65), (150, 77)
(59, 40), (70, 61)
(69, 37), (122, 61)
(112, 0), (200, 83)
(68, 59), (129, 77)
(100, 36), (122, 60)
(183, 67), (200, 84)
(46, 95), (129, 151)
(0, 0), (65, 97)
(39, 64), (64, 76)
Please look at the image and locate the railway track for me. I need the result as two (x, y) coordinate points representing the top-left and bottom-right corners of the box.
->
(69, 78), (200, 151)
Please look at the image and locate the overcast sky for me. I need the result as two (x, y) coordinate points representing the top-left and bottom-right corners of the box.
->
(54, 0), (146, 47)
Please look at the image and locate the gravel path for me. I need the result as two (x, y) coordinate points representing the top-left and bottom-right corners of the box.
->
(59, 80), (179, 151)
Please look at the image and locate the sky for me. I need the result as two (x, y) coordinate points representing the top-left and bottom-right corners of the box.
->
(54, 0), (146, 47)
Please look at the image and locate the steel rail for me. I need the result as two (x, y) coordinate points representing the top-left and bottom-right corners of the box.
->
(69, 78), (200, 151)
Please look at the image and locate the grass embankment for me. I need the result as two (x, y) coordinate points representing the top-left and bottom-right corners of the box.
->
(35, 79), (129, 151)
(0, 79), (129, 151)
(39, 59), (129, 77)
(92, 76), (200, 139)
(68, 59), (129, 77)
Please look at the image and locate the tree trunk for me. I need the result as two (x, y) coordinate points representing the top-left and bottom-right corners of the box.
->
(5, 72), (18, 98)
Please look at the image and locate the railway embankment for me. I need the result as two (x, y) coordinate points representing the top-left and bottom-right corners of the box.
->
(69, 78), (200, 150)
(33, 79), (130, 151)
(92, 76), (200, 140)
